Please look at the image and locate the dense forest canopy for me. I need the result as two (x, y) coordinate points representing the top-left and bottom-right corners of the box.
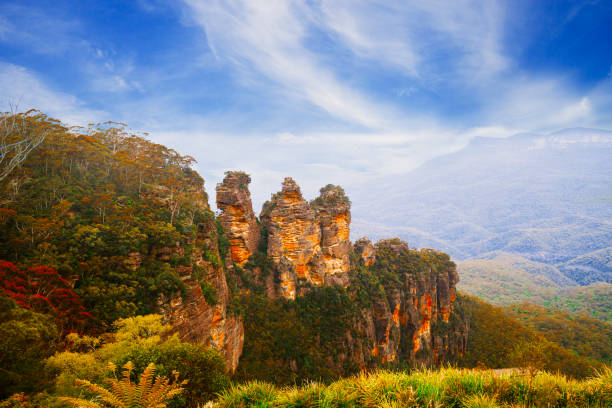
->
(0, 111), (214, 328)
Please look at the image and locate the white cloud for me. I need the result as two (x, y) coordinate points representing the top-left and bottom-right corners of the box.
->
(0, 3), (82, 56)
(182, 0), (398, 130)
(482, 76), (596, 131)
(0, 62), (106, 125)
(318, 0), (507, 78)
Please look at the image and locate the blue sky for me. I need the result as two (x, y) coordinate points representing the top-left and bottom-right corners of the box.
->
(1, 0), (611, 209)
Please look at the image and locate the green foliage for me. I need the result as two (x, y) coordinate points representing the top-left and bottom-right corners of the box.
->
(199, 281), (218, 305)
(369, 242), (454, 290)
(46, 314), (229, 407)
(309, 184), (351, 209)
(0, 116), (217, 327)
(349, 253), (386, 308)
(215, 367), (612, 407)
(504, 303), (612, 364)
(456, 294), (603, 378)
(234, 245), (463, 384)
(58, 361), (187, 408)
(215, 219), (230, 262)
(235, 286), (362, 384)
(457, 253), (612, 322)
(204, 250), (222, 269)
(0, 296), (58, 398)
(115, 341), (228, 406)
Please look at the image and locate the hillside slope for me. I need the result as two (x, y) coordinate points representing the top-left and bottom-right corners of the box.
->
(351, 129), (612, 278)
(457, 253), (612, 321)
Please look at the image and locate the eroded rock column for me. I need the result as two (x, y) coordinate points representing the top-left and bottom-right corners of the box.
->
(216, 171), (261, 266)
(354, 237), (376, 266)
(260, 177), (323, 299)
(311, 185), (352, 287)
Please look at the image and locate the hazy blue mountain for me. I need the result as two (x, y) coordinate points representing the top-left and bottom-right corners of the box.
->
(557, 247), (612, 285)
(351, 128), (612, 284)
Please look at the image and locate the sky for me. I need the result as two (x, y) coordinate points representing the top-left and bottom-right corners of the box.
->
(1, 0), (611, 211)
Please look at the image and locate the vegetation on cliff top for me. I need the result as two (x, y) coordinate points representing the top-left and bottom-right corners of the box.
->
(0, 112), (219, 329)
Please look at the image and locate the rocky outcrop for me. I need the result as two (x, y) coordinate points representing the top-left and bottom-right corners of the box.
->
(209, 173), (467, 373)
(158, 206), (244, 372)
(260, 178), (324, 299)
(216, 172), (261, 266)
(360, 239), (467, 365)
(311, 185), (352, 287)
(354, 237), (375, 266)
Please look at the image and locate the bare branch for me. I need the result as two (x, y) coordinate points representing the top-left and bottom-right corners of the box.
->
(0, 109), (50, 182)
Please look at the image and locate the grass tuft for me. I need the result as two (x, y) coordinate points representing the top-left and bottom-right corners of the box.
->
(213, 367), (612, 408)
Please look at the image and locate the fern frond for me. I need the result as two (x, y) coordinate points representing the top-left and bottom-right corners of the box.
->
(57, 396), (103, 408)
(75, 379), (126, 408)
(138, 364), (155, 397)
(104, 379), (131, 408)
(60, 361), (185, 408)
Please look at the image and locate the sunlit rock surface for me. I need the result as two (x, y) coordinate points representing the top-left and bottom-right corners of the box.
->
(216, 171), (261, 266)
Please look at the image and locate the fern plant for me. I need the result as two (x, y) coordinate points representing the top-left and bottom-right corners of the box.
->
(59, 361), (187, 408)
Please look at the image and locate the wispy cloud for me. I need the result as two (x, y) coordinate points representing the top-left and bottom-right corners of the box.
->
(318, 0), (507, 78)
(182, 0), (398, 130)
(0, 62), (106, 125)
(0, 3), (82, 56)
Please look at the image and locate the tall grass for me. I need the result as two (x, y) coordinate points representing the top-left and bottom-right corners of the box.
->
(213, 367), (612, 408)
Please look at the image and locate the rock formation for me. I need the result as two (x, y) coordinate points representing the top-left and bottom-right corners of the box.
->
(260, 177), (324, 299)
(311, 185), (352, 287)
(206, 173), (467, 373)
(216, 171), (261, 266)
(158, 200), (244, 372)
(362, 239), (467, 365)
(354, 237), (375, 266)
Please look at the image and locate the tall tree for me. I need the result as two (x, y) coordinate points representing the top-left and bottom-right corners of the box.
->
(0, 109), (55, 182)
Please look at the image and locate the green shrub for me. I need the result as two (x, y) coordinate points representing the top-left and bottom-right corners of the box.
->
(0, 296), (58, 398)
(116, 339), (229, 406)
(199, 281), (218, 305)
(46, 314), (229, 407)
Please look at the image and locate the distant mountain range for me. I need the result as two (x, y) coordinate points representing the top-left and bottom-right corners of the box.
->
(456, 251), (611, 322)
(351, 128), (612, 287)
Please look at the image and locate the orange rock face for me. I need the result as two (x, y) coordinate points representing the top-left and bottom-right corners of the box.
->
(261, 180), (356, 298)
(311, 185), (352, 286)
(354, 237), (376, 266)
(357, 239), (467, 366)
(261, 178), (324, 299)
(216, 172), (261, 266)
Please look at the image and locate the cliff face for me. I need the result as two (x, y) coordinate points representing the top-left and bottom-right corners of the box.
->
(311, 185), (352, 287)
(216, 172), (261, 266)
(354, 237), (376, 266)
(157, 201), (244, 373)
(231, 175), (467, 376)
(360, 239), (467, 365)
(157, 173), (467, 376)
(260, 178), (324, 299)
(259, 179), (355, 299)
